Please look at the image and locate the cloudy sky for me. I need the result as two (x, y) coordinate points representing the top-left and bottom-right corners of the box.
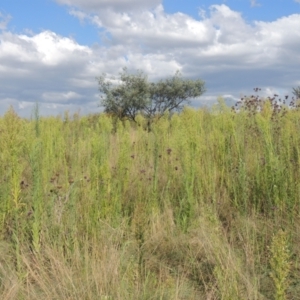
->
(0, 0), (300, 118)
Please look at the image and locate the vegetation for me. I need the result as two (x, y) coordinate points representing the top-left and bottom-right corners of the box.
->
(292, 86), (300, 99)
(1, 89), (300, 299)
(97, 68), (206, 129)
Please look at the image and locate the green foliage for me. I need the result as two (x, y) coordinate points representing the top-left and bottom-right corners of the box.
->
(292, 86), (300, 99)
(146, 70), (206, 119)
(97, 68), (206, 128)
(97, 68), (150, 122)
(269, 229), (291, 300)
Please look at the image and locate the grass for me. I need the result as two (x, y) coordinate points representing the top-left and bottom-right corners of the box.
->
(0, 95), (300, 299)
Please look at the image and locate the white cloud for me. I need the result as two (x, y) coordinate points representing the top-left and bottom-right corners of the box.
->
(71, 4), (216, 50)
(0, 31), (91, 68)
(0, 30), (101, 116)
(250, 0), (261, 7)
(0, 4), (300, 118)
(42, 91), (81, 102)
(22, 31), (92, 66)
(69, 4), (300, 69)
(0, 12), (11, 31)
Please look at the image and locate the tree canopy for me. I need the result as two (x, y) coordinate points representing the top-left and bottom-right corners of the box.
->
(97, 68), (206, 125)
(292, 86), (300, 99)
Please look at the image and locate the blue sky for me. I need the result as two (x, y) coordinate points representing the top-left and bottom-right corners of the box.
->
(0, 0), (100, 45)
(0, 0), (300, 117)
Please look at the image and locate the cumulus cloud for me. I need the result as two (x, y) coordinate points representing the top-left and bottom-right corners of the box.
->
(0, 4), (300, 117)
(69, 4), (300, 74)
(0, 30), (101, 116)
(80, 5), (216, 50)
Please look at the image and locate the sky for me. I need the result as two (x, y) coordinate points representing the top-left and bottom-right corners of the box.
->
(0, 0), (300, 118)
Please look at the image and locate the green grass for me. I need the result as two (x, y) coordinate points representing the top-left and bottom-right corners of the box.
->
(0, 101), (300, 299)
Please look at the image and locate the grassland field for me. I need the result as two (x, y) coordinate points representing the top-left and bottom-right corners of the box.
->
(0, 101), (299, 299)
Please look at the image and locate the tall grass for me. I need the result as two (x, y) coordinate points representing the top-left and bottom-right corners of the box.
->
(0, 100), (300, 299)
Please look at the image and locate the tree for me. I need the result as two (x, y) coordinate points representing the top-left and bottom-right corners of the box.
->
(292, 86), (300, 99)
(146, 70), (206, 120)
(97, 68), (150, 121)
(97, 68), (206, 125)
